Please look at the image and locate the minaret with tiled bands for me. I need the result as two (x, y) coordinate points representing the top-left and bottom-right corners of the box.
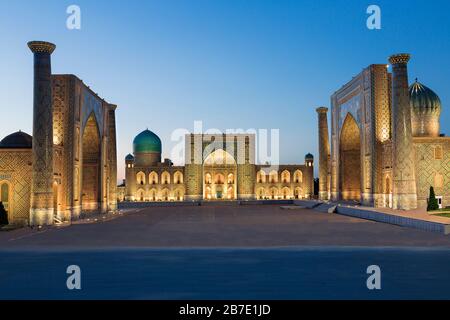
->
(28, 41), (56, 225)
(389, 53), (417, 210)
(316, 107), (330, 200)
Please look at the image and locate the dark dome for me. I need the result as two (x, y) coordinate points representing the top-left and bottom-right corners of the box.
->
(305, 153), (314, 160)
(0, 131), (32, 149)
(409, 80), (441, 114)
(125, 153), (135, 161)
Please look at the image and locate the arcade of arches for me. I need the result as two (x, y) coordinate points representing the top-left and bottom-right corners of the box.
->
(123, 134), (314, 202)
(203, 149), (237, 200)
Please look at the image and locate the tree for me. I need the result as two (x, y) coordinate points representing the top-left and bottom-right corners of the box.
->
(0, 201), (8, 225)
(427, 186), (439, 211)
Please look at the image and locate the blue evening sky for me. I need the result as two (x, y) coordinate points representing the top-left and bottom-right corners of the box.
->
(0, 0), (449, 180)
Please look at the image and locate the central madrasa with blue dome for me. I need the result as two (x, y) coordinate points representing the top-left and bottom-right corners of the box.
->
(122, 131), (314, 202)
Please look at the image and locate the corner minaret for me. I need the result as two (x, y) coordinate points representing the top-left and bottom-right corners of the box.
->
(316, 107), (330, 200)
(388, 53), (417, 210)
(125, 154), (136, 201)
(28, 41), (56, 225)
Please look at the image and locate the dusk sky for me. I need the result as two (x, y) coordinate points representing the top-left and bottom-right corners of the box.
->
(1, 0), (449, 181)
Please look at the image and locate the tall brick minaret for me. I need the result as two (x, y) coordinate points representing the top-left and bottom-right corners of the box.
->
(316, 107), (330, 200)
(389, 53), (417, 210)
(28, 41), (56, 225)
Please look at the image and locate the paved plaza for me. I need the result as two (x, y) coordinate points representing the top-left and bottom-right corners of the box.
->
(2, 205), (450, 299)
(2, 205), (450, 248)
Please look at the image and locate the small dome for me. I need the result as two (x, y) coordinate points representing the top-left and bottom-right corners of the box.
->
(305, 153), (314, 160)
(0, 131), (32, 149)
(133, 129), (162, 154)
(125, 153), (134, 161)
(409, 80), (441, 114)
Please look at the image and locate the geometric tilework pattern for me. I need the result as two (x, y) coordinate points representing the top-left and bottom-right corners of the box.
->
(415, 140), (450, 208)
(30, 51), (54, 211)
(390, 57), (417, 209)
(0, 150), (32, 223)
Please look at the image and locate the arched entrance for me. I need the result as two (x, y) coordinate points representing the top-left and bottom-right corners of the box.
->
(270, 187), (278, 200)
(293, 170), (303, 183)
(162, 188), (170, 201)
(282, 187), (291, 199)
(257, 170), (266, 183)
(137, 189), (145, 201)
(149, 188), (157, 201)
(339, 113), (361, 202)
(294, 187), (303, 199)
(0, 182), (10, 224)
(81, 113), (101, 211)
(203, 149), (237, 200)
(257, 187), (265, 199)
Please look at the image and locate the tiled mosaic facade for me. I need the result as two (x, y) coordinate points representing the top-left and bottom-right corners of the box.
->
(0, 150), (32, 224)
(0, 42), (118, 226)
(322, 55), (448, 210)
(316, 107), (330, 200)
(414, 138), (450, 208)
(125, 134), (313, 201)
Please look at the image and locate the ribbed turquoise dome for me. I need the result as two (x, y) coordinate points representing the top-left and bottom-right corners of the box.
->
(133, 129), (162, 153)
(409, 80), (441, 114)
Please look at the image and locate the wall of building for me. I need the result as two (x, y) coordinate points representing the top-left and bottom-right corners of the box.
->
(414, 137), (450, 209)
(125, 133), (313, 202)
(52, 74), (117, 218)
(254, 164), (313, 199)
(330, 64), (392, 206)
(0, 149), (32, 225)
(130, 166), (185, 201)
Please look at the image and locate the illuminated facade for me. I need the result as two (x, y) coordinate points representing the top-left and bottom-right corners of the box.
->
(124, 133), (314, 201)
(0, 41), (118, 226)
(318, 53), (449, 210)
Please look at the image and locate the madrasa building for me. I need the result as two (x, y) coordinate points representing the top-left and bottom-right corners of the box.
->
(123, 132), (314, 202)
(317, 53), (449, 210)
(0, 41), (118, 226)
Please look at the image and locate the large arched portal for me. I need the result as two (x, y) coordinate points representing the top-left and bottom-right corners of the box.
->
(203, 149), (237, 200)
(339, 113), (361, 202)
(81, 114), (101, 211)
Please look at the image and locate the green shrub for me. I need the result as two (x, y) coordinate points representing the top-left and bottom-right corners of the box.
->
(427, 186), (439, 211)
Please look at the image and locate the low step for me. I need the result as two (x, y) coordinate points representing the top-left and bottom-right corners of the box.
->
(314, 203), (338, 213)
(293, 200), (322, 209)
